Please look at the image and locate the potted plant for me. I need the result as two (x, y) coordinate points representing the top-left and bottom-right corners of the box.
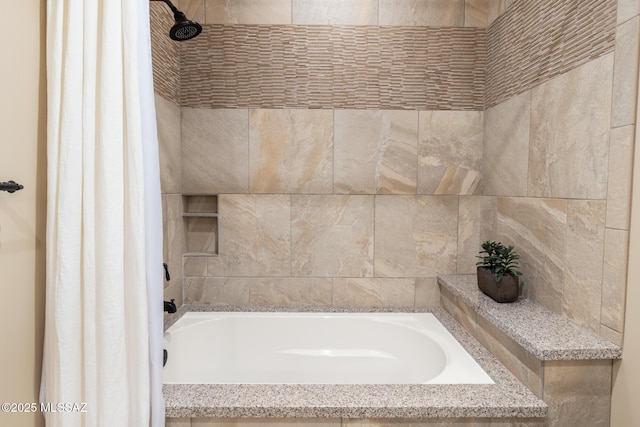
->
(475, 240), (522, 303)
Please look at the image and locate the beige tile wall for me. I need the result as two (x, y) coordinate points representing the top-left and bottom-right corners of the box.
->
(481, 1), (639, 344)
(156, 0), (637, 347)
(179, 0), (490, 27)
(178, 109), (482, 307)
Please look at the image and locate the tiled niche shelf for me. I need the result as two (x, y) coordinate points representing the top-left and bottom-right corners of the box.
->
(182, 195), (218, 257)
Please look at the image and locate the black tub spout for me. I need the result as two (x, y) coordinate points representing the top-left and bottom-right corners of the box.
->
(164, 299), (177, 313)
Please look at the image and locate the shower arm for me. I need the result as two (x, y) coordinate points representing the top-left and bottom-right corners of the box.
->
(150, 0), (180, 15)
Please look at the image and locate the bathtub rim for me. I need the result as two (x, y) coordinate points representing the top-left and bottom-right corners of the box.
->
(163, 305), (547, 419)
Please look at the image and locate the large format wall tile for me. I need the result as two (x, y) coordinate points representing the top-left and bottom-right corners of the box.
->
(496, 197), (567, 313)
(457, 196), (482, 274)
(249, 109), (333, 194)
(563, 201), (606, 332)
(206, 0), (291, 24)
(182, 108), (249, 194)
(155, 94), (182, 194)
(607, 126), (635, 230)
(464, 0), (489, 27)
(418, 111), (483, 195)
(482, 91), (530, 197)
(292, 0), (378, 25)
(543, 360), (613, 427)
(601, 229), (629, 334)
(379, 0), (465, 26)
(529, 54), (613, 200)
(333, 278), (415, 306)
(291, 195), (374, 277)
(207, 194), (291, 277)
(183, 277), (250, 305)
(375, 196), (458, 277)
(612, 16), (640, 127)
(162, 194), (186, 287)
(249, 278), (333, 306)
(334, 110), (418, 195)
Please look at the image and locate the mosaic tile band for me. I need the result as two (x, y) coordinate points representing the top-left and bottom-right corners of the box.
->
(179, 25), (487, 110)
(152, 0), (617, 110)
(485, 0), (616, 107)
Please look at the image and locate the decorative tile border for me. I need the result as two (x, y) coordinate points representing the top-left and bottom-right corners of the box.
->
(152, 0), (617, 110)
(150, 4), (181, 104)
(180, 25), (486, 110)
(485, 0), (616, 107)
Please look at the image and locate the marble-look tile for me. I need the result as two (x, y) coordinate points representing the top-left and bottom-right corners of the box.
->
(249, 278), (333, 306)
(487, 0), (513, 25)
(249, 109), (333, 194)
(334, 110), (418, 195)
(601, 229), (629, 334)
(292, 0), (378, 25)
(528, 54), (613, 199)
(155, 94), (182, 194)
(333, 278), (415, 306)
(612, 17), (640, 127)
(207, 194), (291, 277)
(205, 0), (291, 24)
(457, 196), (483, 274)
(439, 285), (477, 333)
(482, 91), (530, 197)
(562, 200), (606, 333)
(496, 197), (567, 313)
(415, 277), (440, 306)
(180, 0), (205, 24)
(183, 277), (250, 305)
(291, 195), (374, 277)
(183, 256), (207, 277)
(185, 217), (217, 254)
(599, 324), (623, 347)
(617, 0), (640, 24)
(379, 0), (465, 26)
(193, 419), (341, 427)
(163, 278), (184, 309)
(162, 194), (187, 285)
(418, 111), (483, 195)
(475, 316), (544, 398)
(480, 196), (497, 243)
(375, 196), (458, 277)
(182, 108), (249, 194)
(543, 360), (613, 427)
(607, 126), (634, 230)
(166, 417), (191, 427)
(465, 0), (489, 27)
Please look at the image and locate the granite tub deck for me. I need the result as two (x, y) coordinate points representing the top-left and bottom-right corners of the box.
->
(438, 275), (622, 427)
(164, 306), (546, 420)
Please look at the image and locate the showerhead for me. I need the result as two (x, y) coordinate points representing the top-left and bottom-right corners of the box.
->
(151, 0), (202, 41)
(170, 11), (202, 41)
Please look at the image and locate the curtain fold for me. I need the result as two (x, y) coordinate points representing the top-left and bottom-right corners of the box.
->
(43, 0), (164, 425)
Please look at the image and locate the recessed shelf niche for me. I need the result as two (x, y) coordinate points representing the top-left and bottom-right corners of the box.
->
(182, 195), (218, 256)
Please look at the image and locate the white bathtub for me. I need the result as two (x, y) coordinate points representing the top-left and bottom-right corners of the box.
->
(163, 311), (494, 385)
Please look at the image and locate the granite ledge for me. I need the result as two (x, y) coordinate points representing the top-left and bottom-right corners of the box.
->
(164, 306), (546, 419)
(437, 274), (622, 361)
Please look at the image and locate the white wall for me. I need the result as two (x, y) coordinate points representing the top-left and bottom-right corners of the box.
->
(0, 0), (46, 426)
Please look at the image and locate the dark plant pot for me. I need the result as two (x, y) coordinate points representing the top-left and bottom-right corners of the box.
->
(476, 266), (519, 303)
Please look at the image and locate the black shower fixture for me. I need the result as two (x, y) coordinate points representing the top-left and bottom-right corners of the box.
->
(150, 0), (202, 41)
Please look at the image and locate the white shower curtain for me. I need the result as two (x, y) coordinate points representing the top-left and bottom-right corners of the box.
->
(43, 0), (164, 426)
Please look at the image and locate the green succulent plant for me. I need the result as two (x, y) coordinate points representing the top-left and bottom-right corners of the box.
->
(476, 240), (522, 281)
